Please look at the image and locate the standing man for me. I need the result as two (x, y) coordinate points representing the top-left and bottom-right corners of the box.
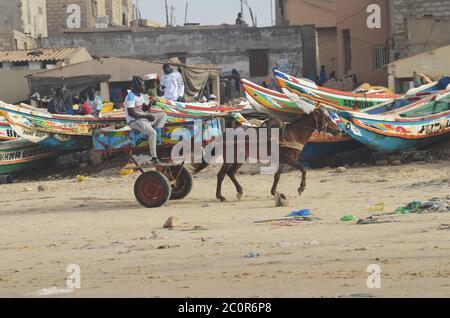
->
(125, 76), (167, 164)
(160, 64), (185, 102)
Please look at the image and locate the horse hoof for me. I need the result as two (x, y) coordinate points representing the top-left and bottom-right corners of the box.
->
(236, 193), (243, 200)
(274, 193), (289, 207)
(298, 187), (306, 196)
(218, 196), (226, 202)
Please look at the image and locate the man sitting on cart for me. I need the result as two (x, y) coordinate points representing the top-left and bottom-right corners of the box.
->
(125, 76), (167, 165)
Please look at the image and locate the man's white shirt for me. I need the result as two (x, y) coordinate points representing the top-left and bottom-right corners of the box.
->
(161, 71), (185, 101)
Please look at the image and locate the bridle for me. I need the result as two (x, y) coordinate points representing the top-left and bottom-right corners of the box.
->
(312, 109), (328, 133)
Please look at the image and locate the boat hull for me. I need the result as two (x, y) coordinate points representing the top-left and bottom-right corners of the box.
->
(330, 111), (450, 153)
(0, 139), (60, 174)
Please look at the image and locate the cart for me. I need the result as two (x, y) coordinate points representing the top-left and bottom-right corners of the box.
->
(93, 118), (224, 208)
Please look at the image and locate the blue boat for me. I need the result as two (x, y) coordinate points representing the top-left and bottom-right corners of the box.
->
(329, 108), (450, 153)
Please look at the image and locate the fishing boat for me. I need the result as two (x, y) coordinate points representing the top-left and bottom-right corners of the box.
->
(0, 102), (127, 151)
(0, 139), (60, 175)
(329, 97), (450, 153)
(274, 70), (449, 110)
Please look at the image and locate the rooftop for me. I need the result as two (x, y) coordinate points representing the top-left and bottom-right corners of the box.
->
(0, 48), (89, 63)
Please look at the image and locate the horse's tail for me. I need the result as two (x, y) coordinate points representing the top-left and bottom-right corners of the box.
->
(191, 161), (210, 175)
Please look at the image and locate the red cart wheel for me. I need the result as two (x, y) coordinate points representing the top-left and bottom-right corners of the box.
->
(134, 171), (172, 208)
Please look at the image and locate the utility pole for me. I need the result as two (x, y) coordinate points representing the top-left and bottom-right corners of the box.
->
(165, 0), (170, 26)
(240, 0), (244, 21)
(184, 1), (189, 25)
(270, 0), (274, 26)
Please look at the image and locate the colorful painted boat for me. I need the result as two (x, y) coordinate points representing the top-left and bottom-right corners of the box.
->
(276, 70), (434, 109)
(0, 102), (127, 151)
(329, 104), (450, 153)
(0, 139), (60, 174)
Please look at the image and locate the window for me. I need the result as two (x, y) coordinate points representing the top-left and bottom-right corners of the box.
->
(12, 62), (29, 70)
(249, 49), (269, 77)
(373, 46), (389, 70)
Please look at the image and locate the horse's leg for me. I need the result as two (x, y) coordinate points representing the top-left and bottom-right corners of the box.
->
(227, 163), (244, 200)
(271, 164), (284, 196)
(286, 154), (307, 196)
(216, 163), (230, 202)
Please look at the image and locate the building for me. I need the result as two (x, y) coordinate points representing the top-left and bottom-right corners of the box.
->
(0, 0), (48, 50)
(387, 45), (450, 92)
(276, 0), (337, 77)
(27, 57), (221, 103)
(335, 0), (390, 86)
(277, 0), (390, 86)
(44, 25), (318, 84)
(46, 0), (108, 34)
(0, 47), (92, 103)
(46, 0), (136, 34)
(121, 0), (135, 27)
(390, 0), (450, 59)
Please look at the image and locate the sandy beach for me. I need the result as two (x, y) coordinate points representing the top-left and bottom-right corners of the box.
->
(0, 161), (449, 298)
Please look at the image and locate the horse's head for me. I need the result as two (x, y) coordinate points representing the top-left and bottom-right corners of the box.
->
(312, 108), (339, 134)
(263, 117), (284, 129)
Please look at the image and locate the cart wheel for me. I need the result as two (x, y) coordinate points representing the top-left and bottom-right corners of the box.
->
(165, 166), (193, 200)
(134, 171), (172, 208)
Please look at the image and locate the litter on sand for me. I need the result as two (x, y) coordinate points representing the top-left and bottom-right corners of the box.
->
(287, 209), (311, 217)
(357, 216), (397, 225)
(255, 216), (320, 226)
(340, 215), (356, 222)
(393, 197), (449, 215)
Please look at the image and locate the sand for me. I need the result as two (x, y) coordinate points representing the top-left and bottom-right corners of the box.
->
(0, 161), (449, 298)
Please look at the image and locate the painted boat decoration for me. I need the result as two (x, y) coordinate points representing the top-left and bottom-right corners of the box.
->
(329, 105), (450, 153)
(93, 118), (224, 153)
(0, 139), (60, 175)
(0, 117), (19, 141)
(241, 79), (308, 121)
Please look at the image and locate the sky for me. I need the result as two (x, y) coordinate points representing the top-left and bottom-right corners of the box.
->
(135, 0), (276, 27)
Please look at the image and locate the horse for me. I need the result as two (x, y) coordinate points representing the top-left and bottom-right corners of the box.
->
(192, 108), (336, 202)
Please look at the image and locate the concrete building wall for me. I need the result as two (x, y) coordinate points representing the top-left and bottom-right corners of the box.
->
(391, 0), (450, 59)
(43, 26), (317, 81)
(276, 0), (337, 28)
(317, 27), (337, 75)
(335, 0), (390, 86)
(46, 0), (108, 34)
